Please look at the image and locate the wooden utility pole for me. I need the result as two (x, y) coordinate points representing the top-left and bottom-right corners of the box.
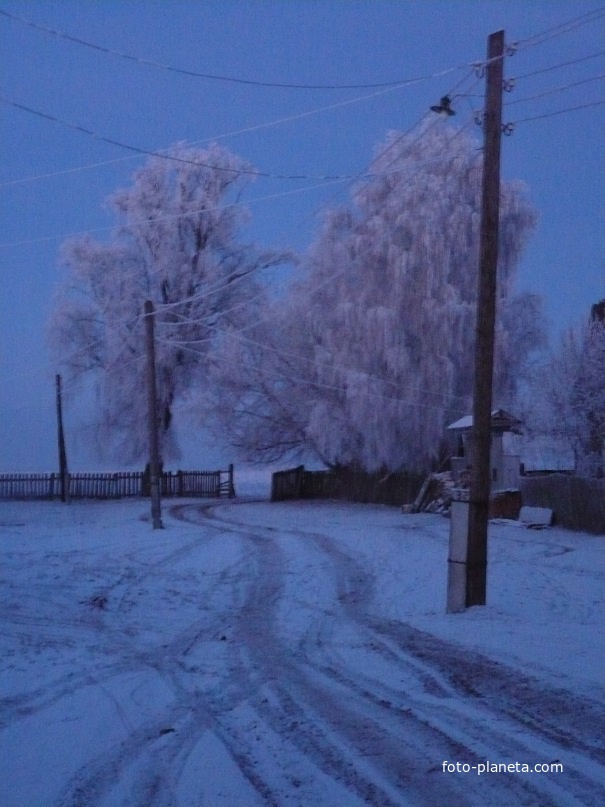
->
(144, 300), (163, 529)
(466, 30), (505, 607)
(55, 374), (69, 503)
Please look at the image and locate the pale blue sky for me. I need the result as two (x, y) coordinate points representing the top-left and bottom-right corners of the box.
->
(1, 0), (604, 470)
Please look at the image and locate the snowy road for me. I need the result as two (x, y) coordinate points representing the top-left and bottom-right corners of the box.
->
(1, 498), (604, 806)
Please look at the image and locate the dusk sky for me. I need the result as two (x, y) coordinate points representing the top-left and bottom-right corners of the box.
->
(1, 0), (604, 471)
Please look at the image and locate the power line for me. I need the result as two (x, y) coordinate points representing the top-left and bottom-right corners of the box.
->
(0, 6), (465, 91)
(0, 177), (346, 250)
(2, 44), (601, 191)
(0, 141), (478, 251)
(0, 76), (450, 183)
(0, 95), (339, 181)
(3, 4), (603, 92)
(512, 98), (605, 125)
(513, 49), (605, 81)
(0, 84), (396, 188)
(0, 68), (481, 258)
(156, 336), (470, 416)
(0, 89), (399, 189)
(228, 333), (473, 405)
(515, 6), (605, 50)
(5, 65), (598, 185)
(0, 76), (458, 189)
(505, 73), (605, 106)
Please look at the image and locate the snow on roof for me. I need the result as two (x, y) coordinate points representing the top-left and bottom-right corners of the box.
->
(501, 432), (576, 472)
(447, 414), (474, 430)
(518, 436), (576, 473)
(447, 408), (522, 432)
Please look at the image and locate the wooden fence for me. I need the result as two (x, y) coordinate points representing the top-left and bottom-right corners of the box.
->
(520, 474), (605, 534)
(271, 465), (423, 507)
(271, 466), (305, 501)
(0, 466), (235, 501)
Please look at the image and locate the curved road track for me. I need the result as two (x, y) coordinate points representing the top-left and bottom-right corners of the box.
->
(1, 499), (603, 806)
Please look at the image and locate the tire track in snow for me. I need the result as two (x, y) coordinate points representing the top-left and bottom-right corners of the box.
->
(2, 505), (276, 807)
(51, 506), (295, 807)
(291, 521), (605, 807)
(183, 504), (526, 805)
(4, 500), (602, 806)
(200, 500), (605, 807)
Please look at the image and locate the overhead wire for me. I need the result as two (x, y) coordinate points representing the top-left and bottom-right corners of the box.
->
(0, 74), (465, 183)
(504, 73), (605, 107)
(0, 80), (439, 188)
(0, 31), (599, 254)
(0, 95), (349, 181)
(1, 21), (602, 191)
(2, 4), (602, 89)
(0, 114), (480, 251)
(513, 6), (605, 51)
(155, 337), (471, 416)
(511, 99), (605, 125)
(0, 5), (465, 90)
(50, 250), (473, 413)
(226, 333), (473, 406)
(4, 61), (598, 186)
(512, 49), (605, 81)
(0, 178), (349, 249)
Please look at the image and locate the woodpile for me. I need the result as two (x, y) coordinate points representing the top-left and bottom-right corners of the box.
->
(403, 471), (463, 514)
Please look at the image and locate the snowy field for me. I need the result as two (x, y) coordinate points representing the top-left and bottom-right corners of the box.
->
(1, 482), (604, 807)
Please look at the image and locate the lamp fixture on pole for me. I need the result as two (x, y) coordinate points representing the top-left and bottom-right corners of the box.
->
(430, 95), (456, 116)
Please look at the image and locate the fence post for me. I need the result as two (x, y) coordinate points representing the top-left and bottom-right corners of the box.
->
(228, 464), (235, 498)
(296, 465), (305, 498)
(271, 471), (277, 501)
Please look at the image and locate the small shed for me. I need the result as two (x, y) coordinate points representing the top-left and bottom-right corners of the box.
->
(447, 408), (522, 491)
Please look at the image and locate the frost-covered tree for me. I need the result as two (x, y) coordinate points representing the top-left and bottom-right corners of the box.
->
(50, 143), (287, 462)
(209, 122), (544, 471)
(526, 316), (605, 476)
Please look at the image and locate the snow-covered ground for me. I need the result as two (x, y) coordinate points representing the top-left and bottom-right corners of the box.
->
(1, 480), (603, 806)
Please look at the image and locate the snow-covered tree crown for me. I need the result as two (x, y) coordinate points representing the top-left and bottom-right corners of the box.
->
(49, 143), (290, 463)
(208, 122), (544, 472)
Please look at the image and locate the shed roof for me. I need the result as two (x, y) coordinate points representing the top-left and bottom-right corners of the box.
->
(447, 408), (522, 433)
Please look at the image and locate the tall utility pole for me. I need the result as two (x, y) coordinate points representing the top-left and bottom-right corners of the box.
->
(466, 30), (505, 607)
(144, 300), (163, 529)
(55, 373), (69, 503)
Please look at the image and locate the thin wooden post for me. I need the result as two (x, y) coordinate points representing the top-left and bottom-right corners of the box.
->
(144, 300), (163, 529)
(56, 374), (69, 503)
